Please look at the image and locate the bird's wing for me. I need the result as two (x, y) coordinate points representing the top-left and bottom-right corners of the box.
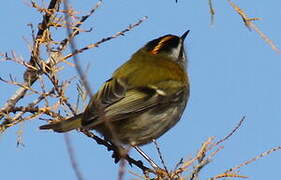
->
(81, 77), (126, 127)
(82, 77), (185, 127)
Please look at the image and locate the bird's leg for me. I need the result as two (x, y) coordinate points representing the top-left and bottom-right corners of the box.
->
(104, 137), (128, 163)
(133, 146), (160, 169)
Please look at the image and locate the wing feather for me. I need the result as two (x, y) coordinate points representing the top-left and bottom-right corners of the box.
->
(82, 77), (185, 128)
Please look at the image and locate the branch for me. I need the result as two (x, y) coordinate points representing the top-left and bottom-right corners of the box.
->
(0, 0), (61, 119)
(80, 129), (151, 173)
(64, 133), (85, 180)
(61, 16), (148, 61)
(227, 0), (281, 53)
(215, 116), (246, 145)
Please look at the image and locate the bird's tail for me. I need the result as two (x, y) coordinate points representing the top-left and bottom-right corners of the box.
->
(39, 113), (83, 132)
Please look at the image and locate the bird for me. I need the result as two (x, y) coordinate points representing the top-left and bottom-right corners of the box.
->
(40, 30), (190, 147)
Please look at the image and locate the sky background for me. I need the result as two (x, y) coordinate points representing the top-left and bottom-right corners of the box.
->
(1, 0), (281, 180)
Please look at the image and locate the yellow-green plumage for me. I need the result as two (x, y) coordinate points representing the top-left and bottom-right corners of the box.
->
(40, 31), (190, 146)
(114, 50), (188, 88)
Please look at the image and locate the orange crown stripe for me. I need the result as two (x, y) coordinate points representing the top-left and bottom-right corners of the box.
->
(150, 36), (175, 55)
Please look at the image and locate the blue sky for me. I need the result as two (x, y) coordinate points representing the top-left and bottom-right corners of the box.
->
(1, 0), (281, 180)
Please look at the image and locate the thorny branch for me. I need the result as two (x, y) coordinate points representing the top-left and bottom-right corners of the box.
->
(0, 0), (151, 177)
(227, 0), (281, 53)
(58, 0), (103, 52)
(0, 88), (56, 131)
(207, 0), (280, 53)
(80, 129), (151, 173)
(61, 16), (148, 61)
(225, 145), (281, 174)
(0, 0), (61, 118)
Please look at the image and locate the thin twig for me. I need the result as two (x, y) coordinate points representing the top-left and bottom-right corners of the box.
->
(80, 129), (151, 173)
(208, 172), (248, 180)
(58, 0), (103, 51)
(6, 106), (61, 118)
(215, 116), (246, 145)
(0, 88), (56, 131)
(61, 16), (148, 61)
(207, 145), (281, 180)
(63, 0), (93, 99)
(227, 0), (281, 53)
(118, 158), (127, 180)
(225, 145), (281, 173)
(64, 133), (85, 180)
(153, 139), (169, 176)
(0, 77), (40, 95)
(0, 51), (38, 70)
(187, 137), (215, 180)
(208, 0), (215, 25)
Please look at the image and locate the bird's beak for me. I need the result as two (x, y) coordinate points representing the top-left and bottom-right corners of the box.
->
(181, 30), (190, 41)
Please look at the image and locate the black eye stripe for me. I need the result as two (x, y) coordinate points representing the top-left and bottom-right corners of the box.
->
(179, 45), (184, 58)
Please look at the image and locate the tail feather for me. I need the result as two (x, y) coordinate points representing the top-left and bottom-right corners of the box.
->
(39, 113), (83, 132)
